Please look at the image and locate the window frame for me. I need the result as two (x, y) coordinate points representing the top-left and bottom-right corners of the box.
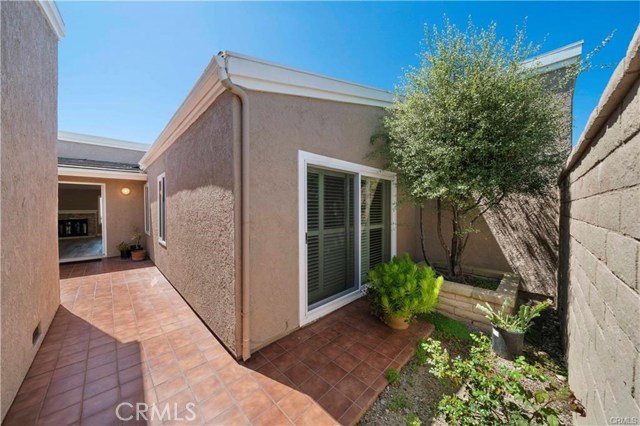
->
(157, 173), (167, 246)
(298, 150), (396, 326)
(143, 183), (150, 235)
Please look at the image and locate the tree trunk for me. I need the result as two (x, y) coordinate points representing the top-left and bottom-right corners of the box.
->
(419, 205), (432, 267)
(448, 206), (464, 281)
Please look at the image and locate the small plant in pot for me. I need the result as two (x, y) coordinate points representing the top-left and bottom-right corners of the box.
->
(117, 241), (130, 259)
(476, 298), (552, 360)
(367, 253), (443, 330)
(130, 230), (146, 261)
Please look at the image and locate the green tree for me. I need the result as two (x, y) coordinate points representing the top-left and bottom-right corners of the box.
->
(381, 20), (575, 281)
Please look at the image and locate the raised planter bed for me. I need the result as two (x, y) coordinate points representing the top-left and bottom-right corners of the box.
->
(436, 272), (520, 332)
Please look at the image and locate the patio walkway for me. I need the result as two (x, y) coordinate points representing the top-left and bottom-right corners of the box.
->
(3, 263), (433, 426)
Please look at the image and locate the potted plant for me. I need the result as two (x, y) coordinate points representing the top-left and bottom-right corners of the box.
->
(117, 241), (130, 259)
(130, 230), (146, 261)
(367, 253), (443, 330)
(476, 298), (552, 360)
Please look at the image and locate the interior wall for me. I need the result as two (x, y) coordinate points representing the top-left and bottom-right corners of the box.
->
(58, 176), (145, 257)
(58, 187), (100, 211)
(0, 1), (60, 419)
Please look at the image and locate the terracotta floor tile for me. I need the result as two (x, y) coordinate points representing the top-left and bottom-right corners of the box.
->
(190, 374), (225, 402)
(282, 362), (314, 386)
(350, 362), (380, 387)
(208, 405), (250, 426)
(40, 385), (84, 417)
(199, 390), (235, 421)
(332, 352), (360, 373)
(253, 404), (293, 426)
(334, 374), (367, 402)
(338, 403), (362, 426)
(237, 389), (274, 420)
(318, 388), (352, 422)
(317, 362), (348, 386)
(37, 402), (82, 426)
(277, 390), (313, 421)
(296, 404), (335, 426)
(156, 375), (189, 402)
(4, 264), (433, 426)
(252, 372), (293, 403)
(227, 375), (261, 401)
(297, 374), (332, 400)
(81, 386), (119, 419)
(83, 372), (118, 399)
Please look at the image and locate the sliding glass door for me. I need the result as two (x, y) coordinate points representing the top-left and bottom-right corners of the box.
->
(305, 164), (392, 310)
(306, 167), (356, 307)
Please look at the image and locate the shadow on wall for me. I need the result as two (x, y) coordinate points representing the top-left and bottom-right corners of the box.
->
(2, 306), (147, 426)
(483, 192), (561, 298)
(557, 178), (572, 352)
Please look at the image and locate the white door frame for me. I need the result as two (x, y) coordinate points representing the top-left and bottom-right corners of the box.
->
(58, 181), (107, 263)
(298, 150), (397, 326)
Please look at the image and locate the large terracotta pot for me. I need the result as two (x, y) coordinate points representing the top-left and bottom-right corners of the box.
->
(131, 249), (146, 262)
(386, 314), (410, 330)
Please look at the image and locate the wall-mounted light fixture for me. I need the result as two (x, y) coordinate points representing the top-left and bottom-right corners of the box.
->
(121, 187), (131, 196)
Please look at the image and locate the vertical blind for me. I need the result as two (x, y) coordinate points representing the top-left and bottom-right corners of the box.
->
(360, 177), (391, 283)
(307, 168), (355, 306)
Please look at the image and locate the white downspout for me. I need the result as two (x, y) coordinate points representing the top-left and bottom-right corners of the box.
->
(215, 53), (251, 361)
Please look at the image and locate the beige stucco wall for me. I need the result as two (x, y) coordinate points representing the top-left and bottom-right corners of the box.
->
(0, 1), (60, 419)
(560, 29), (640, 424)
(58, 176), (145, 257)
(58, 140), (146, 164)
(144, 91), (241, 356)
(246, 91), (425, 350)
(420, 200), (512, 273)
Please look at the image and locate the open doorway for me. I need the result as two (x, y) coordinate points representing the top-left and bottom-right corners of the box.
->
(58, 182), (106, 262)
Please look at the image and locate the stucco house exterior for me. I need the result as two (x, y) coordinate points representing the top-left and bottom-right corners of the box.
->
(56, 131), (149, 262)
(139, 47), (581, 360)
(0, 0), (64, 419)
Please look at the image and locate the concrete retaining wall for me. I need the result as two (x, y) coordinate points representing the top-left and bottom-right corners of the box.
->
(437, 273), (520, 332)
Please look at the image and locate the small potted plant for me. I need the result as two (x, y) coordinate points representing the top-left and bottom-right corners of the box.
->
(130, 230), (146, 261)
(117, 241), (130, 259)
(367, 253), (443, 330)
(476, 298), (552, 360)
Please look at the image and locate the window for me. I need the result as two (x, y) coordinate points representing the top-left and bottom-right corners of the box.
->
(157, 173), (166, 245)
(143, 183), (150, 235)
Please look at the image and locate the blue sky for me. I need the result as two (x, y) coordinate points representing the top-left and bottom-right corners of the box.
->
(57, 2), (639, 145)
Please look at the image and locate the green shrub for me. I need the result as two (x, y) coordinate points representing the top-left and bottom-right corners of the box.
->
(368, 254), (443, 320)
(385, 368), (400, 384)
(476, 299), (552, 333)
(421, 334), (585, 425)
(415, 339), (428, 365)
(405, 413), (421, 426)
(422, 312), (472, 341)
(388, 394), (408, 412)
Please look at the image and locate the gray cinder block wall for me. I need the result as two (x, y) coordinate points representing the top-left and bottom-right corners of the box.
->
(559, 26), (640, 425)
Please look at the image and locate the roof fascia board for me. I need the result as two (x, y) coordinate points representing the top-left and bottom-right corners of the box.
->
(223, 52), (394, 107)
(59, 131), (151, 152)
(58, 167), (148, 181)
(35, 0), (65, 39)
(139, 58), (225, 169)
(141, 41), (583, 169)
(522, 41), (584, 74)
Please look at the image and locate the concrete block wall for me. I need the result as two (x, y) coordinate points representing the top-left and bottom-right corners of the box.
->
(559, 26), (640, 425)
(437, 273), (519, 332)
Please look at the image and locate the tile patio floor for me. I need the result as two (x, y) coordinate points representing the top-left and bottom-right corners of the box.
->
(4, 262), (433, 426)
